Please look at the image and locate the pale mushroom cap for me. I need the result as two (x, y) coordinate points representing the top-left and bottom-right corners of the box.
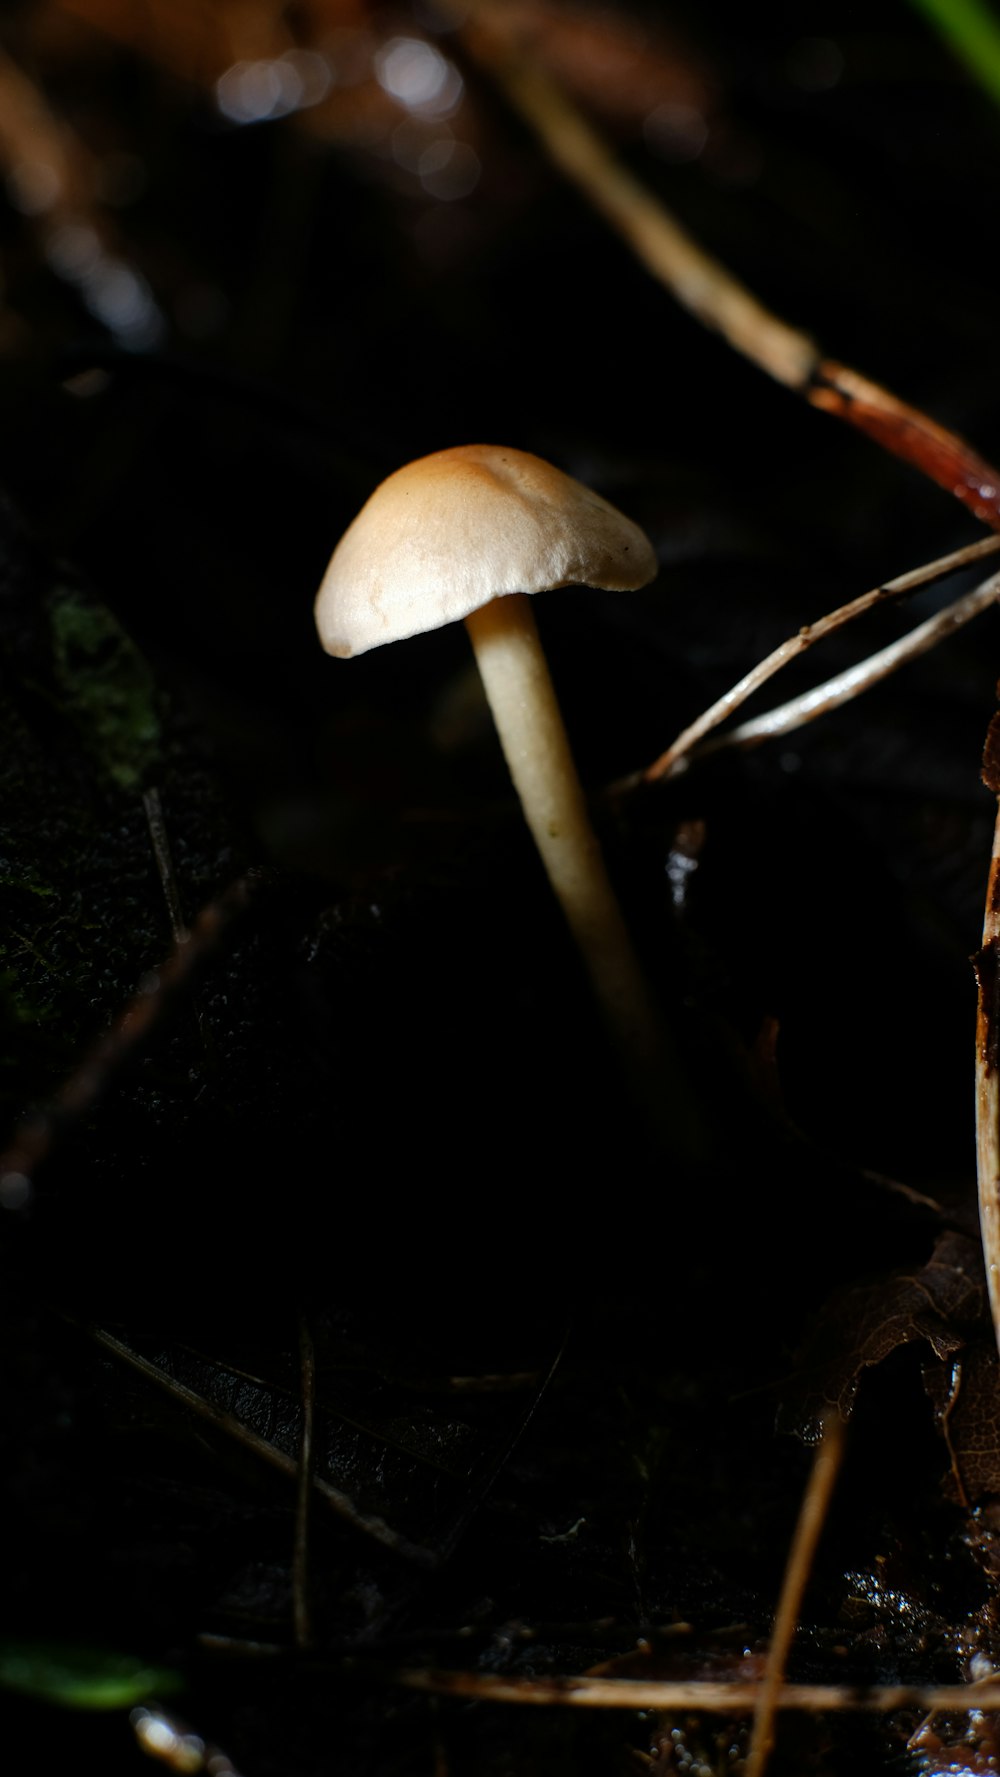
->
(314, 444), (658, 658)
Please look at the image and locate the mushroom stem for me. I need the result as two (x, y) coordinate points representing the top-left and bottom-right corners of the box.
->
(464, 592), (678, 1118)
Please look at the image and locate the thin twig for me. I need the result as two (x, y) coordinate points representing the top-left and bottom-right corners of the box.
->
(456, 4), (1000, 529)
(293, 1313), (316, 1648)
(84, 1324), (435, 1565)
(975, 717), (1000, 1358)
(200, 1619), (701, 1664)
(200, 1620), (699, 1663)
(353, 1326), (573, 1649)
(0, 874), (257, 1198)
(196, 1634), (1000, 1718)
(435, 1324), (570, 1568)
(396, 1669), (1000, 1713)
(141, 786), (220, 1062)
(642, 535), (1000, 782)
(687, 570), (1000, 763)
(745, 1414), (846, 1777)
(142, 786), (189, 944)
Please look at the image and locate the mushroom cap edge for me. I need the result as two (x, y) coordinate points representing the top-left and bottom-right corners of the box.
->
(314, 444), (659, 658)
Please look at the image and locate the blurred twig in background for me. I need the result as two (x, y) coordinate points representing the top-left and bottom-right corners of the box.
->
(455, 0), (1000, 528)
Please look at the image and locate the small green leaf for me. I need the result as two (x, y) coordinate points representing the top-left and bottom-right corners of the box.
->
(0, 1639), (182, 1710)
(906, 0), (1000, 110)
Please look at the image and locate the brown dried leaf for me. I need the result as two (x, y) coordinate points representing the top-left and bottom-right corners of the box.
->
(922, 1340), (1000, 1507)
(983, 704), (1000, 796)
(778, 1231), (984, 1442)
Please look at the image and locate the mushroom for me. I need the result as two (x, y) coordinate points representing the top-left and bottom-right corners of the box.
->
(314, 443), (676, 1118)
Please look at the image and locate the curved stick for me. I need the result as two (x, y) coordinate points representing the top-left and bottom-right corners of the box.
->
(644, 536), (1000, 782)
(682, 572), (1000, 764)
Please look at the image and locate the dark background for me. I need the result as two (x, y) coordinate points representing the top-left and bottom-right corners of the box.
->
(2, 2), (1000, 1772)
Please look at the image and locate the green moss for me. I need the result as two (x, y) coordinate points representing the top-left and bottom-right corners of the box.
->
(0, 588), (171, 1110)
(47, 586), (161, 793)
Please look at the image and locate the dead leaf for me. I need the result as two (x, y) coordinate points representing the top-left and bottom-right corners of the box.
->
(923, 1341), (1000, 1507)
(779, 1232), (984, 1441)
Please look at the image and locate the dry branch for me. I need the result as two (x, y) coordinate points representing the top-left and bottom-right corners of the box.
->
(745, 1414), (846, 1777)
(86, 1324), (435, 1564)
(397, 1668), (1000, 1713)
(642, 536), (1000, 782)
(0, 874), (257, 1195)
(691, 570), (1000, 761)
(457, 2), (1000, 530)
